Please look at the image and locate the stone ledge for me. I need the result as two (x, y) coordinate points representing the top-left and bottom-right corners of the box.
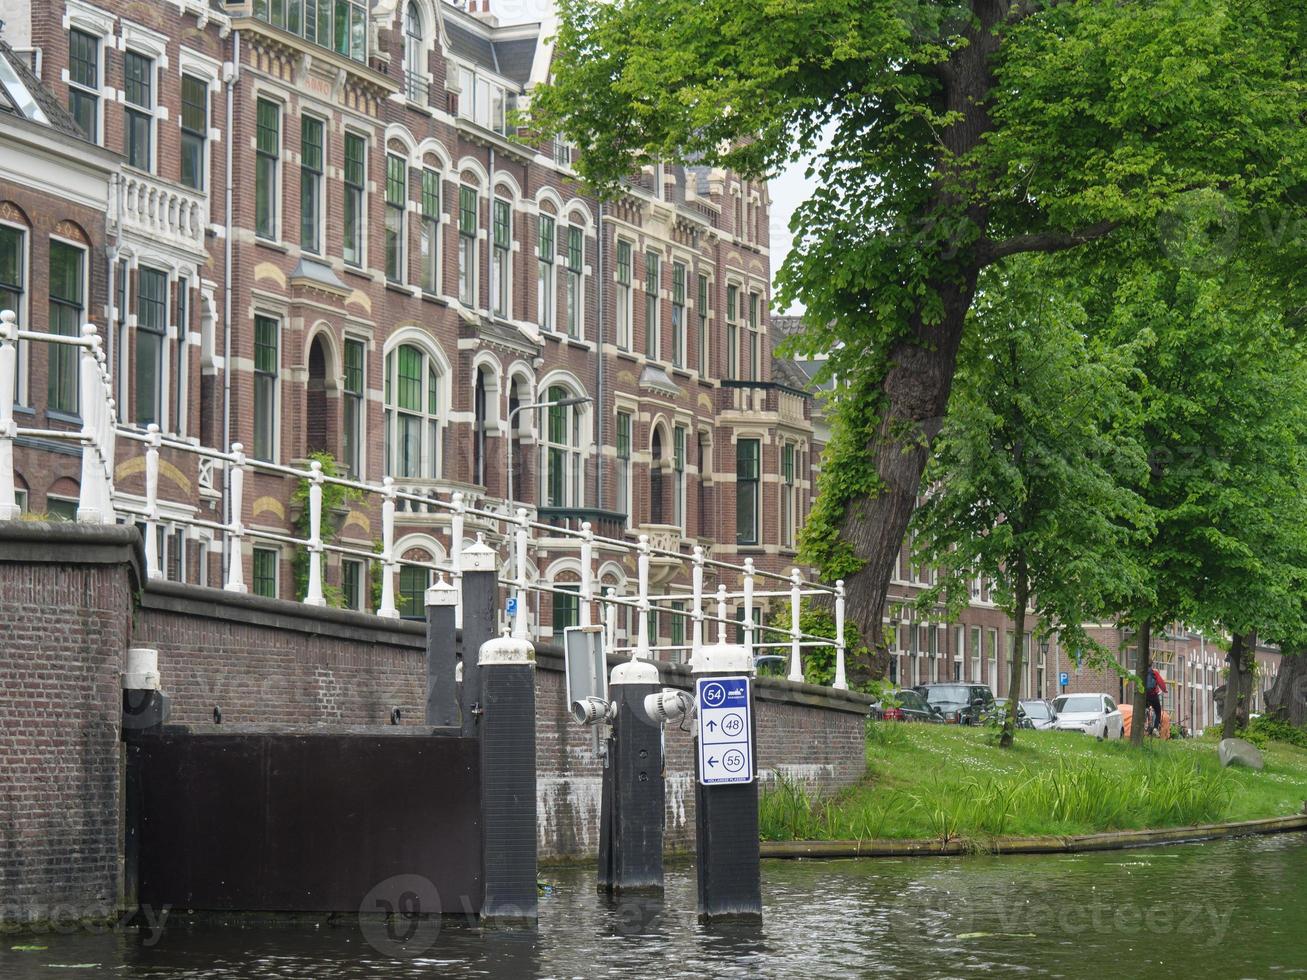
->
(0, 519), (145, 588)
(141, 580), (427, 649)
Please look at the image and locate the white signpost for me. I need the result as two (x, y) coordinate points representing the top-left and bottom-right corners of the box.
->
(696, 675), (753, 786)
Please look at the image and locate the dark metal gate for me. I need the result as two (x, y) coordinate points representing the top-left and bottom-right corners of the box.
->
(128, 729), (482, 914)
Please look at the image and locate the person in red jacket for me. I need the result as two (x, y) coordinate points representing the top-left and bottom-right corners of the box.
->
(1145, 667), (1167, 735)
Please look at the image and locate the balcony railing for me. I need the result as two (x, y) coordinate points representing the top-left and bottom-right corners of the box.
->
(537, 506), (627, 542)
(111, 172), (207, 254)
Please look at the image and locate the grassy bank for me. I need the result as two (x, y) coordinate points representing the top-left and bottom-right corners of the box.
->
(760, 723), (1307, 844)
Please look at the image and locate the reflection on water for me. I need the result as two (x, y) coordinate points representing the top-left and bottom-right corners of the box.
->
(4, 833), (1307, 978)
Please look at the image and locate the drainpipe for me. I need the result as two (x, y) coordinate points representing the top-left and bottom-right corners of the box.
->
(595, 201), (604, 511)
(221, 30), (239, 582)
(106, 171), (121, 393)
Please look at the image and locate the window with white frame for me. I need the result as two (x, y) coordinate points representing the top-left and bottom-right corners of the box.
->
(697, 273), (709, 374)
(615, 240), (632, 350)
(252, 0), (368, 62)
(255, 99), (280, 240)
(300, 115), (325, 254)
(735, 437), (759, 545)
(123, 51), (154, 171)
(343, 338), (364, 478)
(385, 154), (407, 283)
(673, 424), (685, 531)
(385, 343), (443, 479)
(725, 284), (738, 380)
(48, 240), (84, 415)
(67, 29), (100, 143)
(458, 185), (477, 306)
(456, 65), (507, 135)
(542, 384), (583, 507)
(536, 213), (555, 330)
(253, 314), (279, 461)
(747, 291), (761, 380)
(616, 410), (632, 525)
(564, 224), (583, 337)
(343, 132), (366, 266)
(420, 167), (440, 294)
(404, 1), (427, 103)
(644, 250), (659, 359)
(252, 546), (278, 598)
(780, 442), (795, 548)
(671, 262), (686, 368)
(493, 198), (511, 318)
(135, 267), (167, 427)
(180, 75), (208, 191)
(342, 558), (365, 610)
(971, 626), (982, 683)
(0, 223), (25, 403)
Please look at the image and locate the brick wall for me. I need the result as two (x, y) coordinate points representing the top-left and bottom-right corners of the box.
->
(0, 521), (870, 924)
(0, 523), (140, 928)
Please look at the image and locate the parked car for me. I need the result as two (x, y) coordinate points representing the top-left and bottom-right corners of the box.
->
(870, 688), (943, 723)
(1019, 699), (1058, 730)
(1052, 693), (1124, 739)
(915, 683), (996, 725)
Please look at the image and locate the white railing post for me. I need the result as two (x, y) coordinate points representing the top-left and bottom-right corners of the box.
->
(788, 567), (803, 682)
(691, 545), (705, 665)
(580, 520), (593, 628)
(743, 557), (755, 660)
(143, 424), (162, 579)
(304, 459), (326, 606)
(77, 324), (111, 524)
(834, 579), (848, 690)
(451, 490), (465, 629)
(96, 347), (115, 513)
(224, 442), (247, 592)
(378, 476), (399, 618)
(717, 583), (728, 645)
(605, 586), (617, 654)
(636, 533), (650, 660)
(514, 507), (529, 639)
(0, 310), (19, 520)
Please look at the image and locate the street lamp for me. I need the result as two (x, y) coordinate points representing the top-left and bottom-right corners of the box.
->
(505, 394), (592, 510)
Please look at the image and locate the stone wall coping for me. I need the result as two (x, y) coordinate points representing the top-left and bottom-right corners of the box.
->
(141, 580), (428, 649)
(0, 520), (145, 589)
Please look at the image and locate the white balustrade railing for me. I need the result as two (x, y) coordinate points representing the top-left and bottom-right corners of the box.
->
(0, 310), (852, 689)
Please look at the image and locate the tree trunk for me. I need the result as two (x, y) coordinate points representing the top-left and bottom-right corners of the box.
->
(1265, 647), (1307, 726)
(1222, 632), (1255, 739)
(1129, 620), (1151, 746)
(999, 564), (1029, 749)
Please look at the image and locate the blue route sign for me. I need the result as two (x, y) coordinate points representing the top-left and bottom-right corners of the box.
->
(696, 676), (753, 786)
(506, 596), (518, 616)
(1059, 671), (1070, 687)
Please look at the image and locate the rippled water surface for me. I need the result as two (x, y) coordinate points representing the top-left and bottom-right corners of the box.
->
(4, 834), (1307, 978)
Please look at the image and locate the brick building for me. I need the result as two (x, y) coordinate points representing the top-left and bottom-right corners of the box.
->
(0, 0), (820, 649)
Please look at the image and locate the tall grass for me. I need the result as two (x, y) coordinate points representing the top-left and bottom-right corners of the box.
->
(758, 755), (1235, 844)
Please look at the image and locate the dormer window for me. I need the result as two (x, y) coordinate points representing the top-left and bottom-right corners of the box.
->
(404, 2), (427, 103)
(456, 65), (507, 135)
(252, 0), (368, 63)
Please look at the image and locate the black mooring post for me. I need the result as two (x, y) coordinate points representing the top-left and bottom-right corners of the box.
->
(479, 631), (538, 925)
(694, 645), (761, 923)
(425, 576), (458, 727)
(598, 659), (664, 895)
(459, 536), (497, 738)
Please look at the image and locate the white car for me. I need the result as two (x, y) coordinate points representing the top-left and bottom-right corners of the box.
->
(1052, 693), (1124, 740)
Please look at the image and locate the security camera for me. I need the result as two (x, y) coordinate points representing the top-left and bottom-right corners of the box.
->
(571, 697), (611, 725)
(643, 689), (694, 726)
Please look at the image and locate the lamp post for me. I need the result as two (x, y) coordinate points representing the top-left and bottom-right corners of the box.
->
(1039, 635), (1050, 698)
(505, 395), (592, 510)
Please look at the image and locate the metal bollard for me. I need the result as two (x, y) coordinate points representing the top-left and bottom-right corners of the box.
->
(597, 658), (665, 896)
(425, 573), (458, 728)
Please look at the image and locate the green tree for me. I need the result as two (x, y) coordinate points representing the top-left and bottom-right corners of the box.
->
(532, 0), (1307, 681)
(910, 256), (1150, 747)
(1084, 242), (1307, 744)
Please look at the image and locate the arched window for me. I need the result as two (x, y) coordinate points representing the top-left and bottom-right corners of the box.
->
(650, 427), (664, 525)
(473, 366), (487, 486)
(404, 2), (426, 103)
(541, 384), (583, 507)
(385, 343), (443, 479)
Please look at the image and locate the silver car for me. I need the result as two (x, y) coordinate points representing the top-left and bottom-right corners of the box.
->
(1018, 699), (1057, 730)
(1052, 693), (1124, 739)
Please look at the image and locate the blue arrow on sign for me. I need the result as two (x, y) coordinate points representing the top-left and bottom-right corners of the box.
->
(707, 756), (718, 767)
(706, 719), (717, 731)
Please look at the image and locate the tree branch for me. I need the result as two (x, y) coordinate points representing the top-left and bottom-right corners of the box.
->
(980, 220), (1120, 263)
(1006, 0), (1072, 26)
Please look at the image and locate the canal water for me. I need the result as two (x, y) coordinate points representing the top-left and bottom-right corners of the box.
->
(4, 833), (1306, 978)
